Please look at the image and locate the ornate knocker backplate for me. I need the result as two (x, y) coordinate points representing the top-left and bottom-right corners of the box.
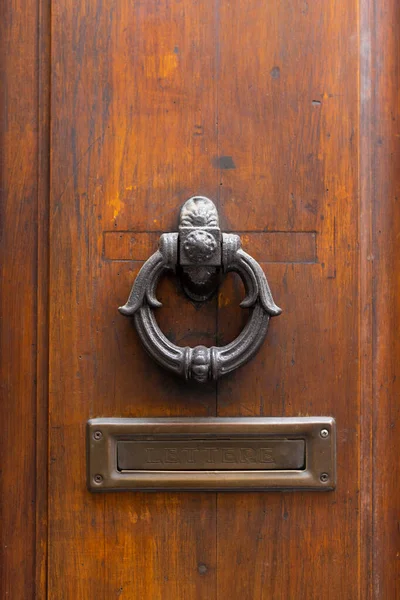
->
(119, 197), (282, 382)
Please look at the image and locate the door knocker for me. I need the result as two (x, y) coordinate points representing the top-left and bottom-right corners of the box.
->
(119, 197), (282, 382)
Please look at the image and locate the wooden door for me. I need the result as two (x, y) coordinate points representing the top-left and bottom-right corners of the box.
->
(1, 0), (399, 598)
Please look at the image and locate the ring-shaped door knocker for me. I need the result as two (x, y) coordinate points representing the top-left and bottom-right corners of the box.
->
(119, 197), (282, 382)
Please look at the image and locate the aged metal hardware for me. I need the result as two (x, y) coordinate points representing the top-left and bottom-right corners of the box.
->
(87, 417), (336, 491)
(118, 196), (282, 382)
(117, 439), (305, 471)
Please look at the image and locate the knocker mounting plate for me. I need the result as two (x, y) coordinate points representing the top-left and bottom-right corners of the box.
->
(119, 196), (281, 382)
(178, 196), (222, 301)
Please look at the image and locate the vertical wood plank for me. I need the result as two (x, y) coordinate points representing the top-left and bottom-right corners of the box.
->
(36, 0), (51, 596)
(102, 3), (218, 597)
(0, 0), (40, 596)
(49, 0), (116, 595)
(369, 0), (400, 596)
(359, 0), (374, 597)
(216, 1), (361, 598)
(49, 0), (218, 597)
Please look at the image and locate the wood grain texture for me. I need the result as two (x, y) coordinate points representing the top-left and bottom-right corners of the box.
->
(2, 0), (399, 597)
(49, 0), (218, 597)
(216, 1), (360, 598)
(0, 0), (41, 597)
(368, 0), (400, 596)
(36, 0), (51, 596)
(359, 0), (374, 597)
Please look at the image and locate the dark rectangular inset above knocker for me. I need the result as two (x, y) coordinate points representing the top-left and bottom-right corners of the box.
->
(87, 417), (336, 492)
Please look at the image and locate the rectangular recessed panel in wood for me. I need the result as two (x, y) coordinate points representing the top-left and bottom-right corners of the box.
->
(87, 417), (335, 491)
(103, 231), (317, 263)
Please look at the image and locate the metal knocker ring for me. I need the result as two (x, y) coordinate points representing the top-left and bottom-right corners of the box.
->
(119, 197), (282, 382)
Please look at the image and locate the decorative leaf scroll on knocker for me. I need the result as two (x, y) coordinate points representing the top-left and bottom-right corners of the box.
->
(119, 197), (282, 382)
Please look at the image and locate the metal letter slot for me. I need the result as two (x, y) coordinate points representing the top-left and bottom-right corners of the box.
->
(87, 417), (336, 492)
(118, 197), (282, 382)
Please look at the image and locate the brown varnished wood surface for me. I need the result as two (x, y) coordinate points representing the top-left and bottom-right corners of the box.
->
(367, 0), (400, 596)
(216, 2), (360, 598)
(2, 0), (400, 598)
(49, 1), (218, 598)
(49, 1), (359, 598)
(0, 0), (47, 597)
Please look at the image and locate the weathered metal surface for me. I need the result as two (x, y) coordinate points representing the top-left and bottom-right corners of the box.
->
(87, 417), (336, 492)
(118, 197), (282, 382)
(117, 439), (306, 471)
